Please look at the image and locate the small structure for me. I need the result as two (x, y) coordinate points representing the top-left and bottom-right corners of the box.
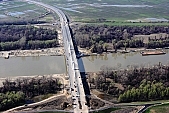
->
(4, 52), (9, 59)
(141, 49), (166, 56)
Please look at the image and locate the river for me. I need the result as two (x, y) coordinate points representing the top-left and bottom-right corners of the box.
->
(0, 50), (169, 77)
(0, 56), (66, 77)
(82, 49), (169, 71)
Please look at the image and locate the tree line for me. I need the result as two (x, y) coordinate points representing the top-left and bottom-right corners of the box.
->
(72, 25), (169, 53)
(88, 63), (169, 102)
(0, 19), (46, 26)
(118, 81), (169, 102)
(0, 76), (62, 111)
(0, 91), (25, 111)
(0, 25), (58, 51)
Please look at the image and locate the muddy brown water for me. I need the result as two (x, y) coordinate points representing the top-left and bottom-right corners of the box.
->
(0, 50), (169, 77)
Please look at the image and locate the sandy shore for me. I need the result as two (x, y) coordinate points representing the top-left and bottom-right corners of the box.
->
(0, 47), (64, 58)
(0, 46), (149, 59)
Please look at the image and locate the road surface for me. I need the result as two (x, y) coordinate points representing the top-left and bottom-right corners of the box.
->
(23, 0), (89, 113)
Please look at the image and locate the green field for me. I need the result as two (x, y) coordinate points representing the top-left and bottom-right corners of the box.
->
(0, 0), (50, 23)
(82, 21), (169, 26)
(40, 0), (169, 22)
(144, 103), (169, 113)
(1, 0), (169, 24)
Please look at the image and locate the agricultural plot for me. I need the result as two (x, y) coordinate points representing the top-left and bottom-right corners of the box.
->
(39, 0), (169, 23)
(0, 0), (55, 23)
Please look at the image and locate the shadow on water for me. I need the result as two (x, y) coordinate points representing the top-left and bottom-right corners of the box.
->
(69, 25), (91, 106)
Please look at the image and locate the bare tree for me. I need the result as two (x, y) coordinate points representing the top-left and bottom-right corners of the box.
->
(100, 65), (113, 82)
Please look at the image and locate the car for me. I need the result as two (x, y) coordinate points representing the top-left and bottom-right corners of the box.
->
(72, 98), (76, 100)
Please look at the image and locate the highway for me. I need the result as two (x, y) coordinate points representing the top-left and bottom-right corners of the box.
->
(24, 0), (88, 113)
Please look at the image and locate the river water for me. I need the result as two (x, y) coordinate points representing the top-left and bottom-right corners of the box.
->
(0, 50), (169, 77)
(82, 50), (169, 71)
(0, 56), (66, 77)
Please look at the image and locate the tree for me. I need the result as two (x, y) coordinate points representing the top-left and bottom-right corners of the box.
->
(0, 25), (58, 51)
(100, 65), (113, 83)
(19, 36), (26, 49)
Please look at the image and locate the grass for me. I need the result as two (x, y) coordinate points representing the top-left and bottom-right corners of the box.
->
(0, 0), (48, 22)
(91, 107), (120, 113)
(39, 14), (56, 23)
(39, 0), (169, 23)
(40, 0), (169, 5)
(120, 100), (169, 105)
(1, 0), (169, 24)
(75, 21), (169, 26)
(144, 103), (169, 113)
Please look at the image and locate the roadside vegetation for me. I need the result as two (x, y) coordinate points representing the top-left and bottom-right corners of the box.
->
(0, 25), (58, 51)
(144, 103), (169, 113)
(0, 76), (62, 111)
(72, 24), (169, 53)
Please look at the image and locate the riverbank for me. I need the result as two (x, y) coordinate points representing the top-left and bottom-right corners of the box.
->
(0, 73), (68, 112)
(1, 46), (168, 59)
(0, 74), (113, 113)
(0, 47), (64, 59)
(0, 74), (66, 87)
(79, 46), (169, 56)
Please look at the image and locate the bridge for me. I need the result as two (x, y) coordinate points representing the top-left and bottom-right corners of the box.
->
(24, 0), (89, 113)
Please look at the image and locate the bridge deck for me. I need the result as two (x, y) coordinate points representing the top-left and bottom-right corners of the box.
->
(24, 1), (89, 113)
